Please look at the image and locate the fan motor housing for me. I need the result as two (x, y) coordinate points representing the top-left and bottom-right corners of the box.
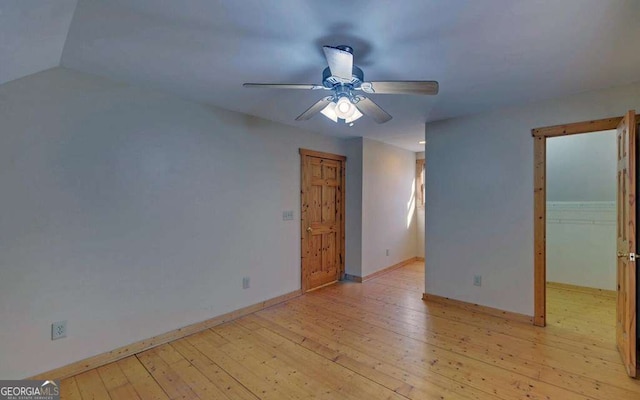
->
(322, 66), (364, 89)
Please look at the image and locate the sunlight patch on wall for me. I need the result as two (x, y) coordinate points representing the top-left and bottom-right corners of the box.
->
(407, 178), (416, 228)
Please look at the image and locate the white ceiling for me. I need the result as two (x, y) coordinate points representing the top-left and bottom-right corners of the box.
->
(0, 0), (77, 85)
(4, 1), (640, 151)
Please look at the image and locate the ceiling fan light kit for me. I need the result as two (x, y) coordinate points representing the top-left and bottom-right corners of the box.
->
(244, 45), (438, 125)
(321, 100), (364, 126)
(334, 97), (357, 118)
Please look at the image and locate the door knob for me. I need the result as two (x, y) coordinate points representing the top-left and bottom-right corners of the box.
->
(306, 226), (313, 233)
(617, 251), (637, 261)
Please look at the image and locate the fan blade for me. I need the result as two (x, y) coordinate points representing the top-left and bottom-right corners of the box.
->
(360, 81), (439, 95)
(355, 97), (392, 124)
(243, 83), (325, 90)
(322, 46), (353, 80)
(295, 97), (333, 121)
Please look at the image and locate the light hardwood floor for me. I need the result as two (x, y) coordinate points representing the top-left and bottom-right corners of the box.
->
(60, 261), (640, 399)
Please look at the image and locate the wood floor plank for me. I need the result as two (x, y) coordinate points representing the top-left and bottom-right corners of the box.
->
(242, 313), (494, 400)
(312, 284), (632, 388)
(149, 341), (233, 400)
(234, 315), (410, 395)
(302, 290), (618, 374)
(185, 330), (298, 400)
(60, 377), (82, 400)
(225, 322), (410, 400)
(97, 362), (128, 390)
(109, 385), (143, 399)
(208, 326), (332, 399)
(258, 301), (591, 400)
(166, 357), (232, 400)
(74, 369), (112, 400)
(116, 356), (170, 400)
(230, 321), (420, 399)
(97, 362), (142, 400)
(59, 261), (640, 400)
(313, 287), (622, 368)
(137, 348), (200, 400)
(213, 323), (347, 399)
(322, 282), (620, 354)
(270, 291), (640, 399)
(313, 282), (639, 395)
(170, 338), (259, 400)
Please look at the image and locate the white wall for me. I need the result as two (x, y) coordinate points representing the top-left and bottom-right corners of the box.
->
(344, 138), (363, 277)
(0, 67), (350, 379)
(547, 131), (617, 201)
(361, 139), (418, 277)
(546, 202), (616, 290)
(416, 152), (425, 258)
(425, 81), (640, 315)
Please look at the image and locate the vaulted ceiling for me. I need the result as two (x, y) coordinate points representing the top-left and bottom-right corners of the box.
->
(0, 0), (77, 85)
(3, 0), (640, 151)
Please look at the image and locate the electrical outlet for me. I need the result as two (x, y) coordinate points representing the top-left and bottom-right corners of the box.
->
(51, 320), (67, 340)
(386, 249), (390, 256)
(473, 275), (482, 287)
(242, 277), (250, 289)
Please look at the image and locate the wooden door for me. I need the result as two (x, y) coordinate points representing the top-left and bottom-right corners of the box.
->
(300, 149), (345, 292)
(616, 110), (637, 377)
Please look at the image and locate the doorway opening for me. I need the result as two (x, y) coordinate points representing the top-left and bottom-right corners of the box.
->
(545, 129), (617, 355)
(532, 113), (638, 377)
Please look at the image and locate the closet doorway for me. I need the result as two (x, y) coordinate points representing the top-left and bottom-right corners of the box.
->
(533, 111), (638, 377)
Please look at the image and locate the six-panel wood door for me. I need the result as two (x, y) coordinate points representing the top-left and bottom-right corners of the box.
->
(616, 110), (637, 377)
(300, 149), (345, 292)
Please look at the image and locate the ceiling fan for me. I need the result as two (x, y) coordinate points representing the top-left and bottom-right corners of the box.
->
(243, 45), (439, 125)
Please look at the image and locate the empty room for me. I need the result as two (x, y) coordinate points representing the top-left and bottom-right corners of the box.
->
(1, 1), (640, 399)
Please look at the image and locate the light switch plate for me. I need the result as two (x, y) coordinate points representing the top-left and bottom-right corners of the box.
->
(282, 210), (294, 221)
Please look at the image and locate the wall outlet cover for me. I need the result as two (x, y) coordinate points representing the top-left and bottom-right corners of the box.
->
(51, 320), (67, 340)
(473, 275), (482, 287)
(242, 276), (250, 289)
